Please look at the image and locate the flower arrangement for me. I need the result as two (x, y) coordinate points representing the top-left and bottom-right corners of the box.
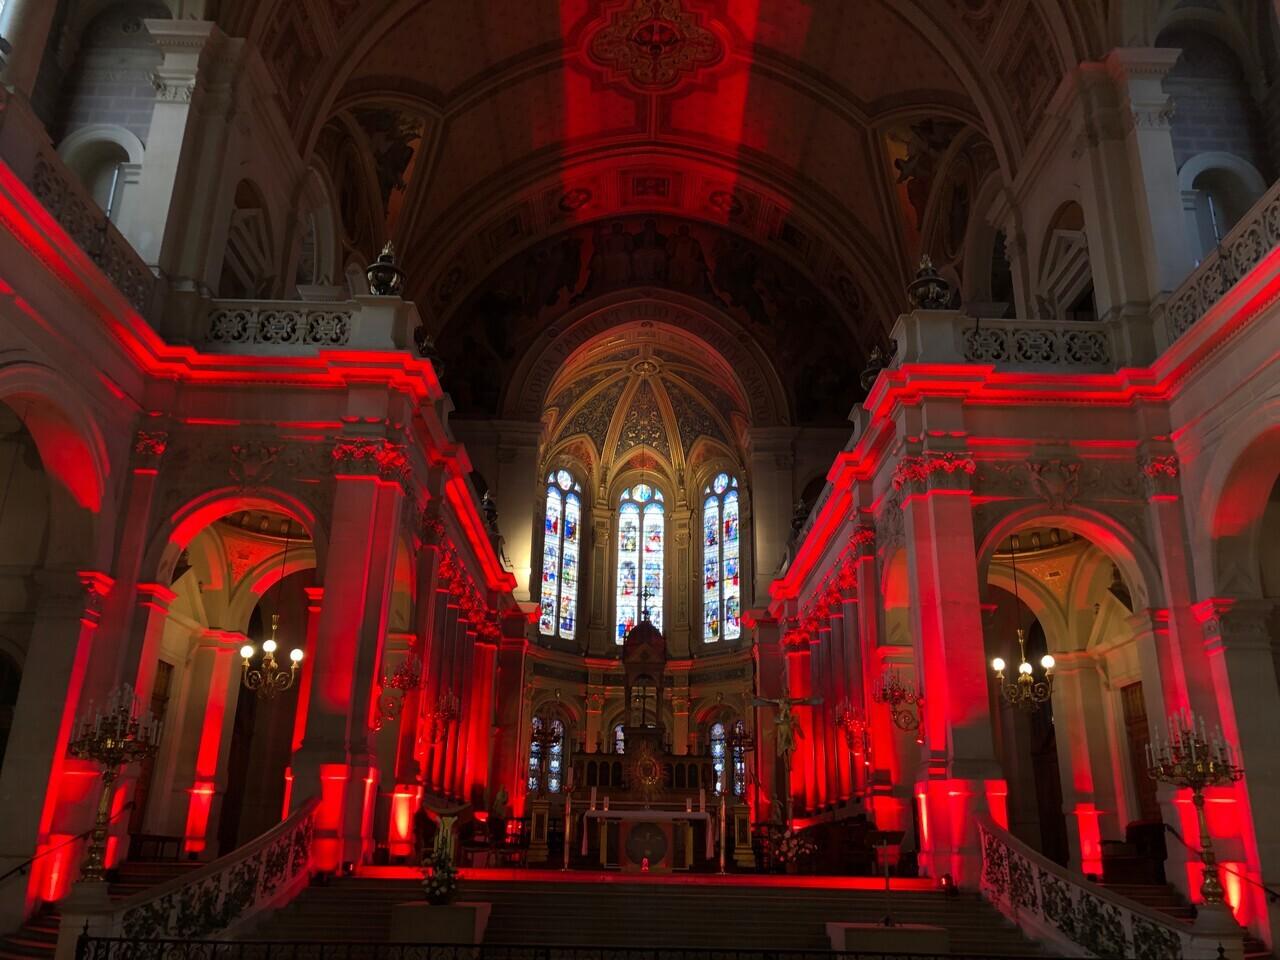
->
(771, 827), (816, 866)
(421, 849), (459, 905)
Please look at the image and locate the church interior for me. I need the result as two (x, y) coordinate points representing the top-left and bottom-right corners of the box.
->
(0, 0), (1277, 957)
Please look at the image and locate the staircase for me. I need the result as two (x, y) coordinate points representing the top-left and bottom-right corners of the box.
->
(1101, 882), (1272, 960)
(0, 859), (200, 960)
(259, 874), (1043, 954)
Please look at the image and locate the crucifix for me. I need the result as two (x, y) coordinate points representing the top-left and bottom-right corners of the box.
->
(752, 689), (822, 827)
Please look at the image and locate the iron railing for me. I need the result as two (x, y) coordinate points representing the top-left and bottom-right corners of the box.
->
(76, 941), (1069, 960)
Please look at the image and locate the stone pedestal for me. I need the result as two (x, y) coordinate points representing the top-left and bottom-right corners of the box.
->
(826, 922), (949, 954)
(389, 901), (491, 944)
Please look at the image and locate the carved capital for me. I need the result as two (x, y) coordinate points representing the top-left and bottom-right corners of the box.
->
(849, 525), (876, 559)
(331, 438), (410, 489)
(133, 430), (169, 467)
(1138, 454), (1180, 499)
(892, 453), (976, 495)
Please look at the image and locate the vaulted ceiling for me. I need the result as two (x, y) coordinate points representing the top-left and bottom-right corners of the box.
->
(203, 0), (1185, 421)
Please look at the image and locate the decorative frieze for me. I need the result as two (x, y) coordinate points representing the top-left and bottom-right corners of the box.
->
(892, 453), (976, 495)
(207, 306), (352, 346)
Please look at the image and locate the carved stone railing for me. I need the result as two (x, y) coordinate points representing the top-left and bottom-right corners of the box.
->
(200, 296), (421, 354)
(0, 88), (156, 315)
(60, 798), (317, 950)
(978, 817), (1242, 960)
(1156, 178), (1280, 347)
(891, 310), (1120, 372)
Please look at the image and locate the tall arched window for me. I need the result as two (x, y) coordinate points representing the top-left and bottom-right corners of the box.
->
(732, 718), (746, 797)
(615, 484), (664, 642)
(710, 721), (727, 796)
(702, 473), (741, 643)
(613, 722), (626, 755)
(539, 470), (582, 640)
(527, 715), (566, 794)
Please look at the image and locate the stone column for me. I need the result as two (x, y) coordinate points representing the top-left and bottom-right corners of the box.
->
(897, 451), (1003, 884)
(171, 629), (243, 856)
(784, 633), (816, 816)
(291, 441), (403, 870)
(751, 615), (784, 823)
(1197, 597), (1280, 942)
(748, 430), (797, 602)
(1140, 453), (1215, 717)
(1106, 50), (1193, 298)
(0, 571), (110, 927)
(0, 0), (58, 99)
(464, 633), (497, 807)
(132, 20), (234, 279)
(492, 634), (529, 814)
(1049, 652), (1121, 876)
(584, 681), (605, 753)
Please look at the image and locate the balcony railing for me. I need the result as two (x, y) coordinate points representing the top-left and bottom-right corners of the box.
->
(1157, 178), (1280, 347)
(200, 297), (421, 354)
(61, 798), (318, 951)
(75, 941), (1067, 960)
(978, 817), (1239, 960)
(0, 88), (156, 315)
(890, 311), (1119, 373)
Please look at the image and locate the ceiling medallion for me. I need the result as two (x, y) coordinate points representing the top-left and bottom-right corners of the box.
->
(585, 0), (726, 92)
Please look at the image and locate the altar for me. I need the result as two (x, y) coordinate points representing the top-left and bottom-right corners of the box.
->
(581, 808), (715, 871)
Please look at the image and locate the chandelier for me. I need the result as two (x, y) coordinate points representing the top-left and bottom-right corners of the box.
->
(873, 668), (923, 742)
(991, 536), (1054, 711)
(239, 613), (303, 699)
(240, 524), (304, 699)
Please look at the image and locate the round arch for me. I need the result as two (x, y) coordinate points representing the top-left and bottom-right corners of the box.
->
(0, 363), (110, 523)
(1198, 400), (1280, 599)
(144, 488), (327, 587)
(503, 290), (789, 427)
(976, 505), (1164, 614)
(985, 564), (1071, 653)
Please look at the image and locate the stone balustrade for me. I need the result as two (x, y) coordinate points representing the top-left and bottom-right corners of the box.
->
(891, 309), (1120, 372)
(0, 88), (156, 316)
(200, 295), (423, 355)
(1156, 177), (1280, 349)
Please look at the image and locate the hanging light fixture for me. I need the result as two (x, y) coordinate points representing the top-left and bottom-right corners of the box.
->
(240, 519), (304, 699)
(991, 535), (1054, 711)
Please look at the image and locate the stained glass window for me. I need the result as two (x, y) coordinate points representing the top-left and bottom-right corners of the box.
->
(702, 473), (741, 642)
(539, 470), (582, 640)
(710, 721), (727, 796)
(614, 722), (626, 755)
(527, 715), (566, 794)
(732, 719), (746, 797)
(615, 484), (664, 642)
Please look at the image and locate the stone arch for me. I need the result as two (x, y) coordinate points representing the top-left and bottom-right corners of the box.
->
(1201, 403), (1280, 600)
(976, 504), (1163, 614)
(1178, 151), (1269, 260)
(145, 487), (327, 587)
(504, 291), (787, 427)
(0, 363), (109, 535)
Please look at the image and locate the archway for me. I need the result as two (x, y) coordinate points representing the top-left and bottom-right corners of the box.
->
(139, 501), (318, 858)
(981, 518), (1163, 882)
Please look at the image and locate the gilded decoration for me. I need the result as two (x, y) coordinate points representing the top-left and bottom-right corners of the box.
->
(585, 0), (725, 92)
(664, 378), (728, 452)
(560, 379), (628, 454)
(615, 380), (670, 459)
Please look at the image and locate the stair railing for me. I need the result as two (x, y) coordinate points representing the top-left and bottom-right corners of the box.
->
(60, 797), (318, 952)
(0, 802), (134, 889)
(977, 816), (1242, 960)
(1162, 822), (1280, 906)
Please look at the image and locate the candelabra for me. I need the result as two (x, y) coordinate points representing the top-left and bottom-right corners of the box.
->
(373, 653), (423, 731)
(873, 668), (923, 740)
(239, 613), (304, 699)
(67, 685), (162, 881)
(426, 688), (461, 743)
(1147, 712), (1243, 906)
(991, 627), (1054, 712)
(834, 699), (874, 795)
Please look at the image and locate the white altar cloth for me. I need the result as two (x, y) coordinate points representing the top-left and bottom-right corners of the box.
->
(580, 809), (715, 858)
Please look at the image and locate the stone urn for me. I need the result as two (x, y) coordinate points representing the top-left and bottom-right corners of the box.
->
(389, 901), (492, 944)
